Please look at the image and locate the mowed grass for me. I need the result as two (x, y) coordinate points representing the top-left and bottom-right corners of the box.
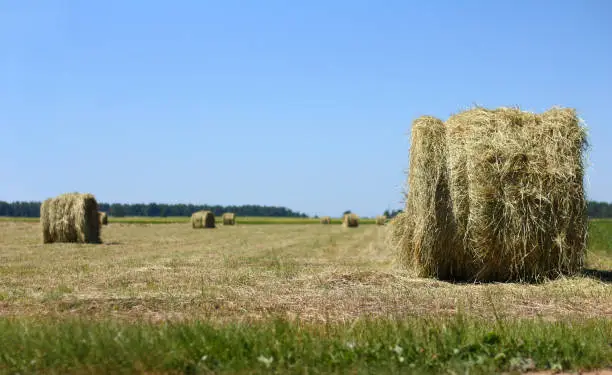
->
(0, 220), (610, 374)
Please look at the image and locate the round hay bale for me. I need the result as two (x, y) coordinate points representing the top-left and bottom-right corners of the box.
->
(446, 107), (587, 281)
(342, 213), (359, 228)
(320, 216), (331, 224)
(191, 210), (216, 229)
(40, 193), (101, 244)
(375, 215), (387, 225)
(99, 211), (108, 225)
(222, 212), (236, 225)
(390, 116), (462, 280)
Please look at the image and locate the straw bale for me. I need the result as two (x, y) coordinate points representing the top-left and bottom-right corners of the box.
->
(320, 216), (331, 224)
(40, 193), (101, 244)
(390, 116), (464, 279)
(222, 212), (236, 226)
(446, 107), (587, 281)
(191, 210), (216, 228)
(342, 213), (359, 228)
(99, 211), (108, 225)
(392, 108), (586, 282)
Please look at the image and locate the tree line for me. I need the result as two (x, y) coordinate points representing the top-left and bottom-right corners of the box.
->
(588, 201), (612, 219)
(0, 201), (308, 218)
(1, 200), (611, 219)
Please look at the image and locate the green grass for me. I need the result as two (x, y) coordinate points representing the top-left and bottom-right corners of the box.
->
(0, 216), (378, 225)
(588, 219), (612, 253)
(0, 316), (610, 374)
(586, 219), (612, 271)
(0, 216), (38, 222)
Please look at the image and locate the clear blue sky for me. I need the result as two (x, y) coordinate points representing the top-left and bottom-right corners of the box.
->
(1, 0), (611, 217)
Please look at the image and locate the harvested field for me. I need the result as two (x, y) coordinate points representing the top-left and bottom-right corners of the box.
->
(0, 220), (610, 373)
(0, 221), (609, 323)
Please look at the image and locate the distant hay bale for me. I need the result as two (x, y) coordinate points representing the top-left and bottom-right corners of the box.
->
(392, 108), (588, 282)
(222, 212), (236, 225)
(40, 193), (101, 244)
(191, 211), (215, 228)
(98, 211), (108, 225)
(320, 216), (331, 224)
(446, 107), (587, 281)
(390, 116), (462, 279)
(342, 213), (359, 228)
(375, 215), (387, 225)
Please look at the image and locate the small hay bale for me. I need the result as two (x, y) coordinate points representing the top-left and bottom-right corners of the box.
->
(222, 212), (236, 225)
(320, 216), (331, 224)
(389, 116), (461, 279)
(191, 210), (215, 229)
(99, 211), (108, 225)
(446, 106), (587, 281)
(40, 193), (101, 244)
(375, 215), (387, 225)
(342, 213), (359, 228)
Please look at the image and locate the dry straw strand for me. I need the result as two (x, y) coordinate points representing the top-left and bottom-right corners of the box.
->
(40, 192), (101, 244)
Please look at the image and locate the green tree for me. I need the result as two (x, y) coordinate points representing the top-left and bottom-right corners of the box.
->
(110, 204), (125, 217)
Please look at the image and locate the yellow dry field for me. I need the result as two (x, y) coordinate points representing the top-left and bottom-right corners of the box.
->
(0, 221), (610, 323)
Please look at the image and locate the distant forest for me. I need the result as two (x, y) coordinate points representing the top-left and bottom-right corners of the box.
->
(0, 201), (308, 218)
(0, 201), (611, 219)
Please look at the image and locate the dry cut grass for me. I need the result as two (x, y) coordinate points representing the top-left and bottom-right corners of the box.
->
(0, 221), (610, 323)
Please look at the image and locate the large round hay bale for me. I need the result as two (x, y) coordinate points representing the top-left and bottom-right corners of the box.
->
(222, 212), (236, 225)
(342, 213), (359, 228)
(390, 116), (463, 279)
(320, 216), (331, 224)
(375, 215), (387, 225)
(446, 107), (587, 281)
(40, 193), (101, 244)
(191, 210), (215, 229)
(98, 211), (108, 225)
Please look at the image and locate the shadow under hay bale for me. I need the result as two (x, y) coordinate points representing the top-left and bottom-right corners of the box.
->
(320, 216), (331, 224)
(191, 211), (216, 229)
(375, 215), (387, 226)
(392, 108), (588, 282)
(222, 212), (236, 226)
(41, 193), (101, 244)
(342, 213), (359, 228)
(99, 212), (108, 226)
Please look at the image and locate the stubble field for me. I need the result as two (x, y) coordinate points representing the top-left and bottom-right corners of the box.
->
(0, 219), (610, 374)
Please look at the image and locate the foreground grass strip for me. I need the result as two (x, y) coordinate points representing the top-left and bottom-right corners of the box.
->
(0, 317), (610, 374)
